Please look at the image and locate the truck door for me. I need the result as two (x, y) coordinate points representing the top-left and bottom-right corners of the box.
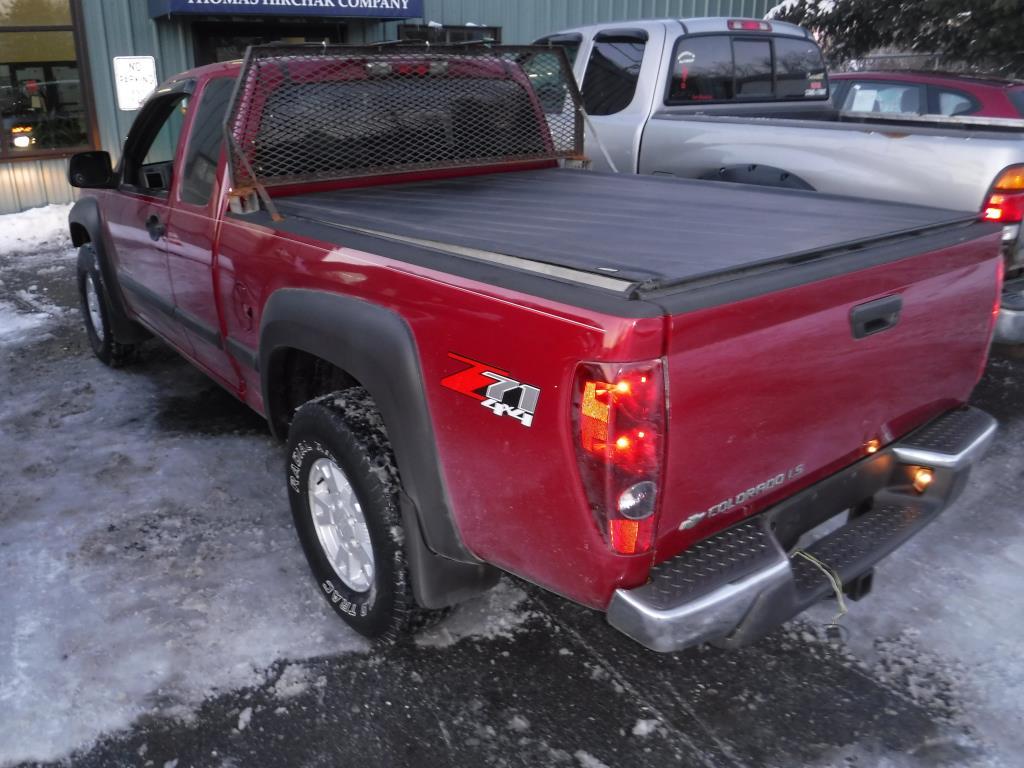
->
(105, 87), (193, 353)
(577, 26), (666, 173)
(164, 76), (239, 390)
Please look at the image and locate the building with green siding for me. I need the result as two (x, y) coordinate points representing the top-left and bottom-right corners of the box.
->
(0, 0), (770, 214)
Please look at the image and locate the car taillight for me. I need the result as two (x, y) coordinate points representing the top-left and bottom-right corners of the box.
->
(573, 360), (666, 555)
(982, 165), (1024, 224)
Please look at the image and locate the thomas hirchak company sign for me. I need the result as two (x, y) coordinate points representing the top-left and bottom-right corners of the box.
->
(148, 0), (425, 18)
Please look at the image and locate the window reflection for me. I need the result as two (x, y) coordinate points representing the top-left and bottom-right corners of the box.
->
(0, 6), (90, 158)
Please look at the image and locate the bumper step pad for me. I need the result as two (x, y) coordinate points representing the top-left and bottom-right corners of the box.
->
(893, 406), (997, 468)
(792, 503), (925, 604)
(643, 520), (777, 610)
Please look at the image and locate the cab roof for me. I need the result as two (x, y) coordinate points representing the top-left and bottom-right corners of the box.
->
(545, 17), (811, 40)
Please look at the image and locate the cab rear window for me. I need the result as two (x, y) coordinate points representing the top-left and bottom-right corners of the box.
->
(666, 34), (827, 105)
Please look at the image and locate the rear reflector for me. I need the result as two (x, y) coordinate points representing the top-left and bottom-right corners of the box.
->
(610, 517), (656, 555)
(728, 19), (772, 31)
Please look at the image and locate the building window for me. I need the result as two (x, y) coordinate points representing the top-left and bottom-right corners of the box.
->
(0, 0), (93, 159)
(398, 24), (501, 45)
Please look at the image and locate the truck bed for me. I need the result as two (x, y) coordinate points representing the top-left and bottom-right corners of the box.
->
(270, 169), (976, 293)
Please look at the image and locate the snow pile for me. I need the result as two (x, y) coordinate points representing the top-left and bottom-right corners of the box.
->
(416, 578), (539, 648)
(0, 203), (73, 258)
(236, 707), (253, 732)
(632, 718), (660, 737)
(270, 662), (321, 700)
(574, 750), (611, 768)
(0, 205), (77, 345)
(507, 714), (530, 732)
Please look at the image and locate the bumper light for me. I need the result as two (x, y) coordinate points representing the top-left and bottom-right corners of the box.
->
(912, 467), (933, 494)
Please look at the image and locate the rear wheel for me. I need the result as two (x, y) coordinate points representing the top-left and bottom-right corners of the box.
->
(286, 388), (446, 640)
(76, 244), (137, 367)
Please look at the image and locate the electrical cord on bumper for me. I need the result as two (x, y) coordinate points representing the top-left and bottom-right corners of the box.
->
(791, 549), (849, 643)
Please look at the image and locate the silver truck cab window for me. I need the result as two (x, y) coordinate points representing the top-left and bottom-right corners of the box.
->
(774, 36), (828, 99)
(667, 34), (828, 105)
(734, 39), (772, 97)
(668, 35), (733, 102)
(580, 30), (647, 116)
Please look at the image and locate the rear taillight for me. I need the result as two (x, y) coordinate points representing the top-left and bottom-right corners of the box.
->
(983, 165), (1024, 224)
(573, 360), (666, 555)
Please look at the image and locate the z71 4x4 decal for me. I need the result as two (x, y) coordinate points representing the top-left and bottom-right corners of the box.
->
(441, 353), (540, 428)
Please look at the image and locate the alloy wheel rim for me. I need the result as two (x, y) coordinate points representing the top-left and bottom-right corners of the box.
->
(85, 274), (104, 342)
(307, 457), (375, 593)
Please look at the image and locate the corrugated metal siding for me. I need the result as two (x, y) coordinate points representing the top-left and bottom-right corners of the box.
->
(0, 159), (77, 214)
(79, 0), (195, 167)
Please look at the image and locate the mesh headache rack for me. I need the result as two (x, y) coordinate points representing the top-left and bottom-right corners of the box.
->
(223, 44), (585, 217)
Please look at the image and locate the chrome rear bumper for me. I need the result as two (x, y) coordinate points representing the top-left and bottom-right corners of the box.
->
(607, 406), (997, 653)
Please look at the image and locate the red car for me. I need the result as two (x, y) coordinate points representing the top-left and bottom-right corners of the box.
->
(831, 70), (1024, 119)
(65, 46), (1001, 652)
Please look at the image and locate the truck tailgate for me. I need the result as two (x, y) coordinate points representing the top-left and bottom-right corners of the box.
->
(653, 228), (1002, 560)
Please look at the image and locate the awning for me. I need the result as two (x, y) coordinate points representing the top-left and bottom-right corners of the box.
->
(148, 0), (424, 20)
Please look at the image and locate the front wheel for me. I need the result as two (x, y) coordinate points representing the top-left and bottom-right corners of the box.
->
(286, 388), (445, 640)
(76, 244), (137, 367)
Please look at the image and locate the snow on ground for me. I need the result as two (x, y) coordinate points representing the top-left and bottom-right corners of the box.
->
(0, 347), (368, 765)
(0, 234), (538, 766)
(0, 203), (73, 259)
(416, 578), (536, 648)
(0, 204), (76, 347)
(0, 299), (51, 345)
(804, 376), (1024, 767)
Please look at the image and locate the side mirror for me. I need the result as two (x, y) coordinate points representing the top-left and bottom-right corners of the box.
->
(68, 151), (116, 189)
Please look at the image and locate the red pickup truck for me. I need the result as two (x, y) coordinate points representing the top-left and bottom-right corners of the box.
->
(67, 46), (1001, 652)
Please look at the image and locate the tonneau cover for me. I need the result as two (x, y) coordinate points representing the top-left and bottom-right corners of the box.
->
(272, 168), (975, 288)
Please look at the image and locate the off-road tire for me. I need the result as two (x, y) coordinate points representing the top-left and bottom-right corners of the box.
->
(286, 388), (447, 640)
(76, 244), (137, 367)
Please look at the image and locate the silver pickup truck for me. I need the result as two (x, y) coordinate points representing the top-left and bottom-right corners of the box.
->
(536, 17), (1024, 343)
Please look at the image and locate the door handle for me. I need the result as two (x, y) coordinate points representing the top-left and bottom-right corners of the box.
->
(145, 214), (166, 241)
(850, 295), (902, 339)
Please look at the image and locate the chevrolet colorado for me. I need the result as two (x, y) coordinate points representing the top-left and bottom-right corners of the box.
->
(67, 45), (1000, 652)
